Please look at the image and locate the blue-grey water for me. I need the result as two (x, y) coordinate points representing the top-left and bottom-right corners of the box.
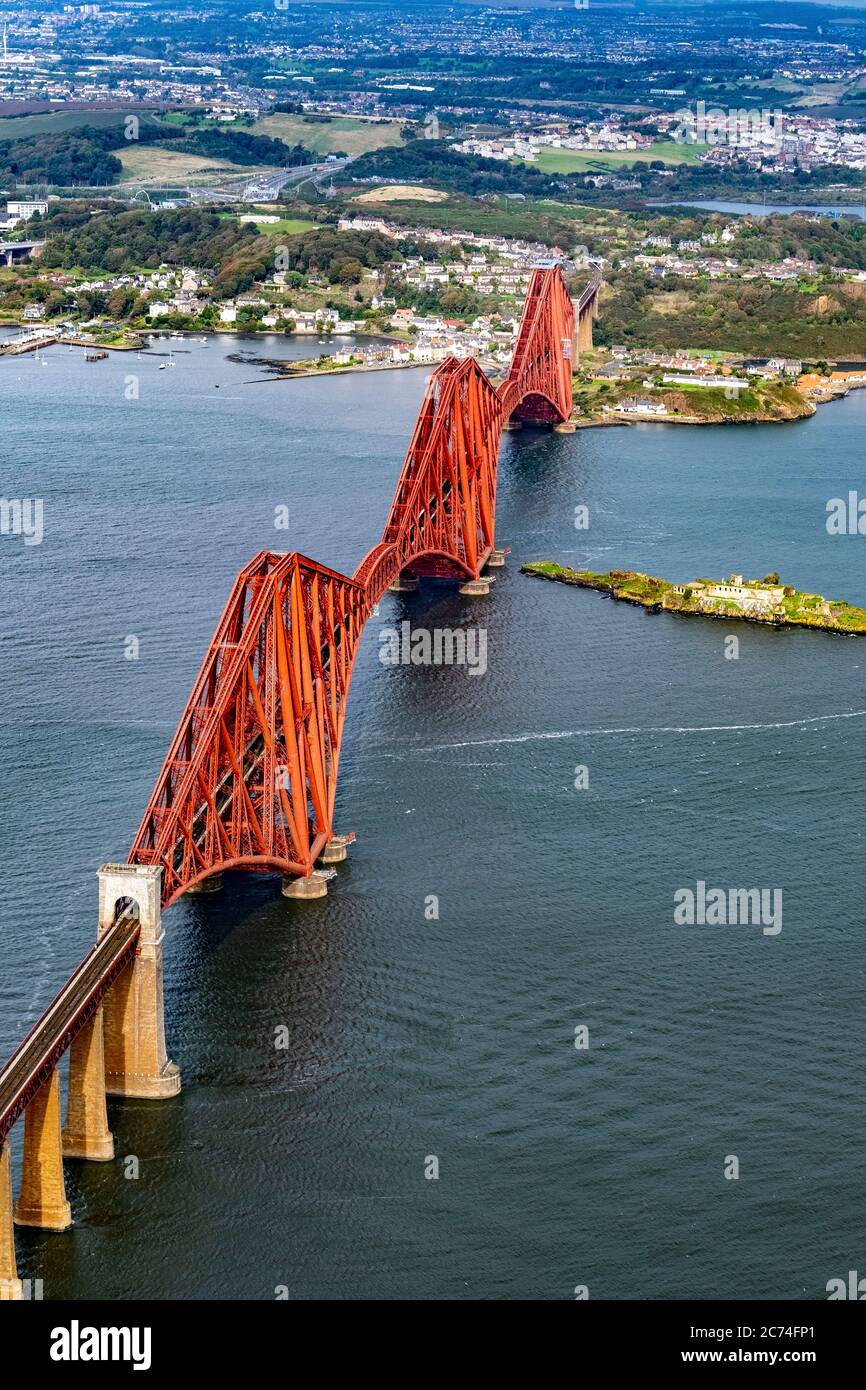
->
(1, 330), (865, 1301)
(648, 199), (866, 218)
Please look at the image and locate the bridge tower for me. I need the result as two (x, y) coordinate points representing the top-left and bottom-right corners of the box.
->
(99, 865), (180, 1100)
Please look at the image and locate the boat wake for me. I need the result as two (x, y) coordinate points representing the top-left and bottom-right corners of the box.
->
(413, 707), (866, 751)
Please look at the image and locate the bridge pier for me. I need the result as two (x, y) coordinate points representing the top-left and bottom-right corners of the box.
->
(388, 572), (418, 593)
(0, 1144), (23, 1300)
(281, 868), (333, 899)
(486, 549), (507, 568)
(458, 576), (494, 597)
(319, 833), (354, 865)
(184, 872), (224, 895)
(62, 1007), (114, 1162)
(99, 865), (180, 1101)
(14, 1071), (72, 1231)
(578, 306), (594, 355)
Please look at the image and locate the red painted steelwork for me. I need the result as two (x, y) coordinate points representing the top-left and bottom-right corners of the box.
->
(130, 267), (596, 904)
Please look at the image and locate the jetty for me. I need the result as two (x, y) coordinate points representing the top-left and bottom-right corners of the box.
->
(0, 328), (61, 356)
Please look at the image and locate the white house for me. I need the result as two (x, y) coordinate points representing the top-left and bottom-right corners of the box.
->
(7, 199), (48, 223)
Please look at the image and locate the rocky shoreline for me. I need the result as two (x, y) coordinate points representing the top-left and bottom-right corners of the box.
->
(520, 563), (866, 636)
(571, 403), (816, 428)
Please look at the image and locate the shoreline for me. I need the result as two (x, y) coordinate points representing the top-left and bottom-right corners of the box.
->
(567, 378), (866, 429)
(268, 359), (434, 381)
(521, 563), (866, 637)
(0, 323), (860, 425)
(571, 407), (816, 429)
(571, 399), (818, 429)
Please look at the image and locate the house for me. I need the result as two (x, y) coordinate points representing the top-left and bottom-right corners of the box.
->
(594, 363), (629, 380)
(662, 373), (732, 389)
(604, 395), (668, 416)
(767, 357), (802, 376)
(830, 369), (866, 384)
(7, 199), (48, 223)
(688, 574), (786, 608)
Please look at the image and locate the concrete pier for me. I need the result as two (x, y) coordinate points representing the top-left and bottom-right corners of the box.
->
(319, 834), (353, 865)
(486, 548), (507, 568)
(458, 576), (493, 596)
(184, 872), (224, 894)
(388, 573), (419, 593)
(0, 1144), (22, 1300)
(62, 1007), (114, 1162)
(14, 1071), (72, 1231)
(553, 419), (577, 433)
(502, 418), (522, 431)
(281, 869), (333, 899)
(99, 865), (181, 1100)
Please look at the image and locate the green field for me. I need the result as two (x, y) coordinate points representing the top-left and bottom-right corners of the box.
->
(0, 107), (169, 139)
(527, 141), (702, 174)
(236, 215), (318, 235)
(252, 114), (404, 157)
(116, 145), (256, 185)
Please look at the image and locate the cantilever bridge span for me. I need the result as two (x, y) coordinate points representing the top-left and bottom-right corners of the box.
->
(0, 266), (599, 1291)
(129, 265), (597, 905)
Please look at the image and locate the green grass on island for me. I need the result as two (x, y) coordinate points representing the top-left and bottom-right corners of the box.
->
(520, 565), (866, 635)
(571, 376), (812, 424)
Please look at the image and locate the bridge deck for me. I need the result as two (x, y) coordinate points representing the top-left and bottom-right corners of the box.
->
(575, 267), (603, 313)
(0, 914), (140, 1143)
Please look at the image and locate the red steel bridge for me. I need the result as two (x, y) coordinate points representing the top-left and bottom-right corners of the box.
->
(129, 265), (598, 904)
(0, 265), (600, 1289)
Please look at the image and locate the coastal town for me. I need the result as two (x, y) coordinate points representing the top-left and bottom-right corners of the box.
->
(6, 189), (866, 418)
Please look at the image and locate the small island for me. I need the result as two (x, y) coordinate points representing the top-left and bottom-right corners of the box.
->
(520, 564), (866, 635)
(570, 377), (814, 428)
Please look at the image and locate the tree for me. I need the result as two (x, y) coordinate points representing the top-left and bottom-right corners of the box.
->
(336, 258), (365, 285)
(107, 286), (136, 320)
